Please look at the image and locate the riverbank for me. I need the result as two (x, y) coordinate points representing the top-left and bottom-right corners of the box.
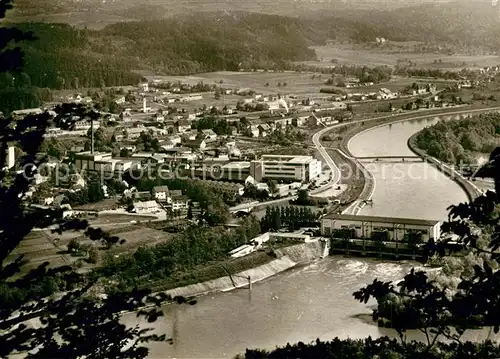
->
(160, 241), (324, 299)
(407, 133), (482, 202)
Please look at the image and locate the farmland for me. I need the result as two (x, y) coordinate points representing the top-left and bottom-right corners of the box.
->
(145, 71), (442, 100)
(308, 44), (500, 69)
(5, 213), (166, 275)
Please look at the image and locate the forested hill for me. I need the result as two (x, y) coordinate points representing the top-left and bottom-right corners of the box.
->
(309, 0), (500, 52)
(0, 14), (316, 113)
(415, 113), (500, 165)
(101, 13), (317, 73)
(4, 13), (316, 87)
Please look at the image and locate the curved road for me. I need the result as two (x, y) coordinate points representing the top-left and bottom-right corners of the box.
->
(230, 106), (500, 213)
(311, 106), (500, 198)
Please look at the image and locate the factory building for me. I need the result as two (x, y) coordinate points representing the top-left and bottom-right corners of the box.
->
(321, 214), (441, 243)
(74, 152), (140, 176)
(250, 155), (321, 183)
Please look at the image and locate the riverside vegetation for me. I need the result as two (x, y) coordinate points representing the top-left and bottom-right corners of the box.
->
(415, 112), (500, 165)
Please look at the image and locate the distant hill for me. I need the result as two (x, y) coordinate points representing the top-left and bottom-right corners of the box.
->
(6, 0), (500, 52)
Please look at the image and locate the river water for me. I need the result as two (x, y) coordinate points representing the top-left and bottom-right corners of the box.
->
(128, 113), (479, 358)
(348, 115), (469, 220)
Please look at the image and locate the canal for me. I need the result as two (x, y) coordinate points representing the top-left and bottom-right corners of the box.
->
(126, 113), (481, 358)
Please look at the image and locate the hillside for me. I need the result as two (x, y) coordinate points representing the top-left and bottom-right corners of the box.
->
(0, 14), (317, 113)
(415, 113), (500, 165)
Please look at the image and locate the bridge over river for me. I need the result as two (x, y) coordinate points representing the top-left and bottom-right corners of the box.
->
(355, 155), (425, 163)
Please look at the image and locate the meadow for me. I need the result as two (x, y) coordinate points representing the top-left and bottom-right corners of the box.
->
(310, 44), (500, 69)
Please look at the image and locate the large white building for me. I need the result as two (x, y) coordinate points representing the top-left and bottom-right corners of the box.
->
(74, 152), (140, 176)
(250, 155), (322, 183)
(3, 145), (15, 169)
(321, 214), (441, 243)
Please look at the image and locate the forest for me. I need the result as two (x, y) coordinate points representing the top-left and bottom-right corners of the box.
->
(415, 113), (500, 165)
(0, 15), (316, 112)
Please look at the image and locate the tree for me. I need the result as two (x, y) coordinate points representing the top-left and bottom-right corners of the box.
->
(268, 180), (278, 195)
(68, 238), (81, 253)
(296, 189), (310, 205)
(353, 147), (500, 352)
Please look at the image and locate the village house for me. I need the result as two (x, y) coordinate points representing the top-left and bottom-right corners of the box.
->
(124, 126), (147, 140)
(115, 96), (126, 105)
(184, 139), (206, 151)
(257, 124), (271, 137)
(154, 114), (165, 123)
(146, 153), (168, 166)
(171, 196), (189, 214)
(152, 185), (170, 202)
(71, 119), (100, 131)
(250, 125), (260, 138)
(175, 119), (191, 133)
(200, 129), (218, 142)
(132, 200), (159, 214)
(160, 139), (176, 150)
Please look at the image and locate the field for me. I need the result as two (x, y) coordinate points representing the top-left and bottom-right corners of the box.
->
(308, 45), (500, 70)
(145, 71), (440, 100)
(145, 71), (331, 97)
(6, 214), (167, 275)
(6, 11), (137, 30)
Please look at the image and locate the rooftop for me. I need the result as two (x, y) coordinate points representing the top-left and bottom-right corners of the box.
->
(322, 214), (441, 227)
(153, 185), (169, 193)
(261, 155), (314, 164)
(221, 161), (251, 170)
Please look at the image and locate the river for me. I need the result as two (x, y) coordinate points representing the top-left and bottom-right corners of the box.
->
(127, 113), (478, 358)
(348, 114), (469, 219)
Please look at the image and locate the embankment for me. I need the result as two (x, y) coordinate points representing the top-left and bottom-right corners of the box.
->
(407, 133), (482, 201)
(164, 241), (324, 299)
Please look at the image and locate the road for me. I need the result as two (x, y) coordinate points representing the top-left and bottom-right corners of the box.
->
(309, 105), (500, 197)
(229, 105), (500, 214)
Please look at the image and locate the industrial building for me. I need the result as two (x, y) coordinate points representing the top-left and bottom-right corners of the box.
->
(321, 214), (441, 243)
(2, 145), (15, 169)
(250, 155), (322, 183)
(74, 152), (141, 176)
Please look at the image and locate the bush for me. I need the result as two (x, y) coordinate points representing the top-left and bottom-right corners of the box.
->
(88, 247), (99, 264)
(68, 238), (81, 253)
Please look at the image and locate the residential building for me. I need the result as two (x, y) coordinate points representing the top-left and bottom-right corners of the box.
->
(171, 195), (189, 212)
(250, 155), (322, 182)
(180, 94), (203, 102)
(184, 139), (206, 151)
(152, 185), (169, 202)
(160, 139), (176, 150)
(132, 200), (159, 214)
(175, 119), (191, 133)
(147, 154), (168, 166)
(72, 119), (100, 131)
(201, 129), (218, 142)
(257, 124), (271, 137)
(12, 108), (43, 118)
(249, 125), (260, 138)
(115, 96), (126, 104)
(321, 214), (441, 243)
(124, 126), (147, 140)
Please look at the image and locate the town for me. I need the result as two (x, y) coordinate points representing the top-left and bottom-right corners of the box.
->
(1, 0), (500, 358)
